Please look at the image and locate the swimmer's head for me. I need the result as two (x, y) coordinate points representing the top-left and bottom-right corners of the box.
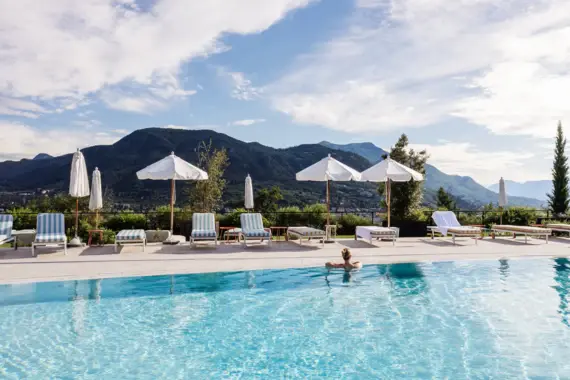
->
(341, 248), (351, 261)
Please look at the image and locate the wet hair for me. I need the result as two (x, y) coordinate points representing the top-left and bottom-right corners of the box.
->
(342, 248), (351, 261)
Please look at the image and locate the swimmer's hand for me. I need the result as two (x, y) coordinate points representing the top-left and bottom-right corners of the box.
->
(325, 262), (344, 269)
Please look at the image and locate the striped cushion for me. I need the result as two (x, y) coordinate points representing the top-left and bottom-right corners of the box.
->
(192, 213), (215, 231)
(192, 230), (216, 238)
(370, 228), (397, 236)
(447, 227), (480, 235)
(35, 213), (66, 243)
(493, 225), (551, 234)
(116, 229), (146, 241)
(0, 214), (13, 240)
(243, 229), (270, 238)
(240, 213), (264, 231)
(288, 227), (325, 237)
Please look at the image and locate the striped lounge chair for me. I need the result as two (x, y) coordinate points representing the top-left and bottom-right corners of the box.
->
(492, 225), (551, 244)
(32, 213), (67, 256)
(429, 211), (481, 245)
(240, 213), (271, 247)
(0, 214), (14, 247)
(355, 226), (398, 245)
(190, 213), (218, 246)
(546, 223), (570, 237)
(114, 229), (146, 253)
(287, 227), (326, 247)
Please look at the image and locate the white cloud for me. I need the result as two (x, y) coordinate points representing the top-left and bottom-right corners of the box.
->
(269, 0), (570, 138)
(0, 97), (48, 119)
(230, 118), (266, 126)
(72, 119), (102, 128)
(0, 121), (120, 161)
(408, 142), (540, 185)
(0, 0), (313, 113)
(112, 129), (129, 135)
(218, 68), (262, 100)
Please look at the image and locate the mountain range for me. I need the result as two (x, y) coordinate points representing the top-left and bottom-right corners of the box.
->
(488, 180), (551, 202)
(0, 128), (544, 209)
(320, 141), (544, 208)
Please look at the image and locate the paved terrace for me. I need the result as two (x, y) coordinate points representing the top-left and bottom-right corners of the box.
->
(0, 236), (569, 284)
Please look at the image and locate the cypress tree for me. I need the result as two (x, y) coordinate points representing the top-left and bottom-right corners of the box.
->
(436, 187), (455, 210)
(548, 121), (570, 215)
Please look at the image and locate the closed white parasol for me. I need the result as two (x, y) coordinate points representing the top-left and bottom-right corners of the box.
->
(360, 157), (424, 227)
(498, 177), (508, 224)
(245, 174), (254, 210)
(296, 154), (361, 237)
(89, 167), (103, 228)
(69, 149), (90, 246)
(137, 152), (208, 241)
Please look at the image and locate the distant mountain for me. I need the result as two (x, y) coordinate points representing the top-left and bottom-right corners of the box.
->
(32, 153), (53, 160)
(319, 141), (544, 208)
(488, 180), (551, 201)
(0, 128), (379, 209)
(320, 141), (387, 163)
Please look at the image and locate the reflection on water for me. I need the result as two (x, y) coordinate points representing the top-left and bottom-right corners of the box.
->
(553, 258), (570, 327)
(379, 263), (428, 296)
(499, 259), (509, 291)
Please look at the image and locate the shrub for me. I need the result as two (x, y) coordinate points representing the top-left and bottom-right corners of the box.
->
(218, 209), (270, 228)
(8, 207), (36, 230)
(147, 205), (192, 230)
(302, 203), (327, 228)
(336, 214), (373, 235)
(274, 206), (302, 226)
(103, 212), (148, 232)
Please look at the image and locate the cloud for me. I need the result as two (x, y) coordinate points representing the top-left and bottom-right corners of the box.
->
(0, 121), (120, 161)
(218, 68), (262, 100)
(269, 0), (570, 138)
(0, 0), (313, 113)
(112, 129), (129, 135)
(230, 119), (266, 126)
(0, 97), (48, 119)
(408, 142), (538, 185)
(72, 119), (102, 128)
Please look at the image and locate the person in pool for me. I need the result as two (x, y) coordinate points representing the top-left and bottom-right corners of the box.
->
(326, 248), (362, 271)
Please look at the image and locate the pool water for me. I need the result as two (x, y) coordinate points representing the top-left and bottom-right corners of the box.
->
(1, 259), (570, 379)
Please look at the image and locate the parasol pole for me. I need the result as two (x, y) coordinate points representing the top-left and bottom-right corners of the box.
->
(387, 178), (391, 228)
(170, 178), (175, 234)
(75, 198), (79, 237)
(326, 179), (331, 226)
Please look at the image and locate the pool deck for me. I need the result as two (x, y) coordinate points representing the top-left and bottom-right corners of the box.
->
(0, 236), (569, 284)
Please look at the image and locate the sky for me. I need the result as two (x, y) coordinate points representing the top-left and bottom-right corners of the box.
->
(0, 0), (569, 186)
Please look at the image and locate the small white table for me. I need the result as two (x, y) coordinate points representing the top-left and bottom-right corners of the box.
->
(11, 229), (36, 250)
(325, 225), (337, 240)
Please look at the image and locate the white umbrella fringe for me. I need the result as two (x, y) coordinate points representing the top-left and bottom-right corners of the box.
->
(69, 149), (90, 239)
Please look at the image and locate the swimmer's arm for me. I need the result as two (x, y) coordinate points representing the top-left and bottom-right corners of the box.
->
(352, 262), (363, 269)
(325, 262), (344, 268)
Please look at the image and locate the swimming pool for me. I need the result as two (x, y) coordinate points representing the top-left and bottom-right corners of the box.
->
(1, 259), (570, 379)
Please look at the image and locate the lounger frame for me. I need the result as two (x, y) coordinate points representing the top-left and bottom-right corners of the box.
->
(428, 227), (480, 245)
(32, 213), (67, 256)
(287, 227), (326, 247)
(491, 226), (550, 244)
(114, 230), (146, 252)
(190, 213), (218, 247)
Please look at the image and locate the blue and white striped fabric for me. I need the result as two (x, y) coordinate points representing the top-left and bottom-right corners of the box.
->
(191, 213), (216, 238)
(35, 213), (66, 243)
(116, 229), (146, 241)
(240, 213), (270, 238)
(0, 214), (13, 242)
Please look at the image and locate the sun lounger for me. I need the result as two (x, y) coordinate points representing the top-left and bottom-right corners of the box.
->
(492, 225), (551, 244)
(114, 229), (146, 252)
(190, 213), (218, 246)
(287, 226), (326, 247)
(429, 211), (481, 245)
(0, 214), (14, 247)
(546, 223), (570, 237)
(355, 226), (397, 245)
(240, 213), (271, 247)
(32, 213), (67, 256)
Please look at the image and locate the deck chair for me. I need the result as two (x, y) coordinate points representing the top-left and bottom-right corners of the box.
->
(240, 213), (271, 247)
(430, 211), (481, 245)
(32, 213), (67, 256)
(114, 229), (146, 252)
(190, 213), (218, 247)
(0, 214), (14, 246)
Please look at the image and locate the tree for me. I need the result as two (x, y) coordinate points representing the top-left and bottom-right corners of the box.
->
(254, 186), (283, 214)
(548, 121), (570, 215)
(436, 187), (455, 210)
(189, 140), (229, 212)
(378, 134), (428, 220)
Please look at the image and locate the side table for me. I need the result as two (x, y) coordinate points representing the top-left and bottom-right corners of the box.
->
(270, 226), (288, 241)
(12, 229), (36, 250)
(87, 229), (104, 246)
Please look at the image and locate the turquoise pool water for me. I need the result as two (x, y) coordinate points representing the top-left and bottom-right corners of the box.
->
(1, 259), (570, 379)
